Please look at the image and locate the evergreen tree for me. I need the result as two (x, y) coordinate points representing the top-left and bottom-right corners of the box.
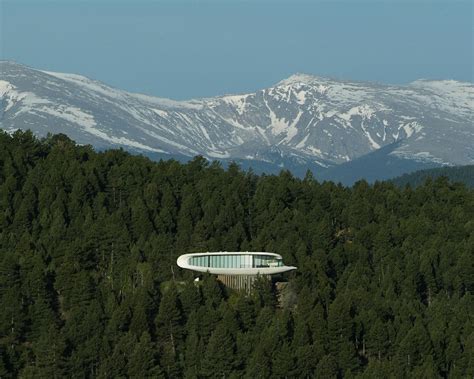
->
(155, 283), (183, 377)
(128, 332), (164, 378)
(30, 324), (68, 379)
(201, 323), (237, 377)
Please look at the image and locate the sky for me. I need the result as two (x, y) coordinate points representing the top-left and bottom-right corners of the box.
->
(1, 0), (472, 100)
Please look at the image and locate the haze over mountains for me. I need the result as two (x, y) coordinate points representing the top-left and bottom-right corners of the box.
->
(1, 61), (473, 183)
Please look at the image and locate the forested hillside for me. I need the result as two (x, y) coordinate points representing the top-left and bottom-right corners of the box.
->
(0, 130), (472, 378)
(392, 165), (474, 188)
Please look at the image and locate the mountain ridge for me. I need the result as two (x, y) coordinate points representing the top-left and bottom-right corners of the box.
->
(1, 61), (473, 182)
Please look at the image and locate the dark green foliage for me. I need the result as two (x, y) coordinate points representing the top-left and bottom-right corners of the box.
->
(0, 130), (472, 378)
(128, 332), (164, 378)
(201, 323), (237, 377)
(391, 165), (474, 188)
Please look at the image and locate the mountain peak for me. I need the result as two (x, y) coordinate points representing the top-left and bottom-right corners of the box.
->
(276, 73), (321, 86)
(1, 62), (473, 181)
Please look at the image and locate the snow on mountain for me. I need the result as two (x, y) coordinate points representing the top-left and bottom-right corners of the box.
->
(1, 61), (473, 176)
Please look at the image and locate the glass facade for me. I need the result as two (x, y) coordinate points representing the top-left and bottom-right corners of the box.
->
(254, 255), (283, 268)
(189, 254), (283, 269)
(189, 255), (209, 267)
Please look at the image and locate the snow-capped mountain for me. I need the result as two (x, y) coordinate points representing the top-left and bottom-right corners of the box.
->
(1, 61), (473, 182)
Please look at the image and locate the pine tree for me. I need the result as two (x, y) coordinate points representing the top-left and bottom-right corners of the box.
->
(128, 332), (164, 378)
(201, 274), (224, 308)
(271, 342), (295, 378)
(201, 323), (237, 377)
(183, 330), (202, 379)
(252, 276), (276, 309)
(180, 281), (202, 316)
(155, 283), (183, 377)
(31, 324), (68, 379)
(315, 354), (338, 379)
(236, 296), (256, 332)
(398, 318), (433, 370)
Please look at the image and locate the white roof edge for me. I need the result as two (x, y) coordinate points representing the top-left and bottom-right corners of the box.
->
(179, 251), (282, 257)
(185, 266), (297, 276)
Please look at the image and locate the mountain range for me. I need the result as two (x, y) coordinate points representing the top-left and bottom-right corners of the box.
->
(1, 61), (472, 184)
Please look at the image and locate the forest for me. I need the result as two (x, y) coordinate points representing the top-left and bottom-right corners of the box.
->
(0, 130), (472, 378)
(392, 165), (474, 189)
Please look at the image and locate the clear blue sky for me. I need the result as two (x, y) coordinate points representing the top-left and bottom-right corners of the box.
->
(1, 0), (472, 99)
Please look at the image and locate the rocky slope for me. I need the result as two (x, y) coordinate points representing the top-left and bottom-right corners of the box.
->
(1, 61), (472, 181)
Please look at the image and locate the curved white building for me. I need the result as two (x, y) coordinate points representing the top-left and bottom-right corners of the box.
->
(176, 251), (297, 276)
